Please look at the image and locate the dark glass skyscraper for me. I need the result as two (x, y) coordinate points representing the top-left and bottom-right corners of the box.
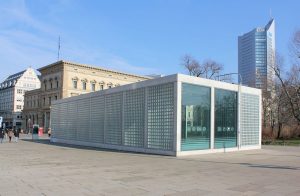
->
(238, 19), (275, 92)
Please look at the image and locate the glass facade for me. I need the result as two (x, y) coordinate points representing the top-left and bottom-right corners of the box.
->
(181, 83), (210, 151)
(51, 75), (261, 156)
(255, 31), (267, 89)
(238, 19), (275, 91)
(214, 89), (237, 148)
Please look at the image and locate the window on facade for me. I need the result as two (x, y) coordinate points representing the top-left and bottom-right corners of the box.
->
(56, 81), (59, 88)
(108, 85), (112, 89)
(50, 82), (53, 89)
(73, 80), (77, 89)
(181, 83), (211, 151)
(16, 105), (22, 109)
(55, 95), (57, 100)
(43, 98), (45, 106)
(49, 97), (51, 105)
(91, 83), (95, 91)
(214, 89), (237, 149)
(82, 82), (87, 90)
(100, 84), (104, 90)
(44, 83), (47, 90)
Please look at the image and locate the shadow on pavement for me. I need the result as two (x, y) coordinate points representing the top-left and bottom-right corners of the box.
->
(20, 138), (300, 171)
(239, 162), (299, 170)
(20, 138), (173, 158)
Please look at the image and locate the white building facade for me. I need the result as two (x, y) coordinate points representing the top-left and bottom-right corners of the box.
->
(50, 74), (261, 156)
(0, 68), (41, 129)
(238, 19), (275, 92)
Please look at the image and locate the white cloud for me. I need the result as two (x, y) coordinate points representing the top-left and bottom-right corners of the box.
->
(60, 42), (158, 75)
(0, 0), (59, 36)
(0, 0), (156, 82)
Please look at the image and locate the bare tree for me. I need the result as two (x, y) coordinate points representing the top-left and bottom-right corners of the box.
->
(289, 30), (300, 62)
(272, 46), (300, 124)
(181, 54), (223, 79)
(202, 60), (223, 79)
(181, 55), (202, 76)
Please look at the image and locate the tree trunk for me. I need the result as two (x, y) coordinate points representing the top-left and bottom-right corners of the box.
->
(277, 123), (282, 139)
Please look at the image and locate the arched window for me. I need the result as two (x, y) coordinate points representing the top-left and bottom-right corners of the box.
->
(107, 82), (113, 89)
(90, 80), (96, 91)
(99, 81), (105, 90)
(81, 79), (88, 90)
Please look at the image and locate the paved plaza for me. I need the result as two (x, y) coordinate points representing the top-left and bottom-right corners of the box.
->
(0, 134), (300, 196)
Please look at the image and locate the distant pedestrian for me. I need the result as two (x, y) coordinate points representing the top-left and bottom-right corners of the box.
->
(8, 129), (13, 143)
(4, 129), (8, 140)
(48, 128), (51, 137)
(14, 129), (20, 143)
(0, 130), (4, 143)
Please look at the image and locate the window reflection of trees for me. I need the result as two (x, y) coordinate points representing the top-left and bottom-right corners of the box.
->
(215, 89), (237, 148)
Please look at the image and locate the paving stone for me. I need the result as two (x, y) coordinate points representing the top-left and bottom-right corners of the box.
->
(0, 134), (299, 195)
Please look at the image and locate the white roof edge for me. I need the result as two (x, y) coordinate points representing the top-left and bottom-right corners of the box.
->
(177, 73), (261, 94)
(52, 73), (261, 105)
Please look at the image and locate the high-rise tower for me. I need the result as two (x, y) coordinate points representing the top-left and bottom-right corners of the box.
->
(238, 19), (275, 92)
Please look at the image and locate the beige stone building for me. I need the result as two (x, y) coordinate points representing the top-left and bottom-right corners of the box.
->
(22, 60), (151, 132)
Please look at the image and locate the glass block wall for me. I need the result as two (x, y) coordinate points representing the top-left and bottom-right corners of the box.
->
(147, 83), (174, 150)
(77, 99), (90, 142)
(105, 93), (123, 145)
(90, 96), (105, 143)
(123, 88), (145, 147)
(51, 82), (175, 153)
(240, 93), (260, 146)
(58, 102), (68, 139)
(67, 101), (77, 140)
(50, 104), (59, 138)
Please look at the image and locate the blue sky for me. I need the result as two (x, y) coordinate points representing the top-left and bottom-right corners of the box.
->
(0, 0), (299, 81)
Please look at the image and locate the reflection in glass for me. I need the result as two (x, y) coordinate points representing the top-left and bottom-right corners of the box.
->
(181, 83), (210, 151)
(214, 89), (237, 148)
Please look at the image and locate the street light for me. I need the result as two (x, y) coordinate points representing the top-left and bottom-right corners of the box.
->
(216, 73), (243, 150)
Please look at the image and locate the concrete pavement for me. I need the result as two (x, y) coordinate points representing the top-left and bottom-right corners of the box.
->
(0, 134), (299, 195)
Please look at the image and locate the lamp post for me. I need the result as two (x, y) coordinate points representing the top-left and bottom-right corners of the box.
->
(216, 73), (243, 150)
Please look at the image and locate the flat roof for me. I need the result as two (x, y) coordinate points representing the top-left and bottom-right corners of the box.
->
(53, 73), (261, 105)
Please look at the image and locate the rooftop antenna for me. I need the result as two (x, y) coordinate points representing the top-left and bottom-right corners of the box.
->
(57, 36), (61, 61)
